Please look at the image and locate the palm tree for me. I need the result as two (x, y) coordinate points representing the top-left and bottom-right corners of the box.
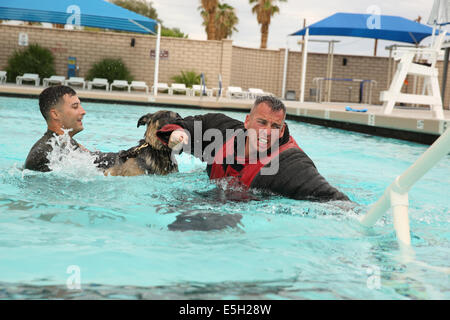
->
(249, 0), (287, 49)
(215, 3), (239, 40)
(200, 2), (238, 40)
(200, 0), (219, 40)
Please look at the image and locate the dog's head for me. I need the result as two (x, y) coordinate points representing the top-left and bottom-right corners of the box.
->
(137, 110), (183, 150)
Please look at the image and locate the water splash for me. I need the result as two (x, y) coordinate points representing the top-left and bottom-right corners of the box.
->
(46, 129), (103, 179)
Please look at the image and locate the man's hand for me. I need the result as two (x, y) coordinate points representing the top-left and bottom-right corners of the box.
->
(168, 129), (189, 151)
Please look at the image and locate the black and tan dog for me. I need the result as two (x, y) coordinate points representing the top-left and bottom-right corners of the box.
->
(104, 110), (183, 176)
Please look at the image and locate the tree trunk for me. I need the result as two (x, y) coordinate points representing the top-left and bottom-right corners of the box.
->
(260, 23), (269, 49)
(208, 10), (216, 40)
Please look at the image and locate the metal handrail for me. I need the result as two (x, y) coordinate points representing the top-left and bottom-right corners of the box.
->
(360, 126), (450, 246)
(313, 77), (377, 104)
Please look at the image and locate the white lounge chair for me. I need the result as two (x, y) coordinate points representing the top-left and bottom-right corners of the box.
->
(226, 86), (249, 99)
(0, 71), (6, 84)
(151, 82), (169, 94)
(248, 88), (274, 99)
(16, 73), (40, 86)
(191, 84), (213, 97)
(87, 78), (109, 91)
(130, 81), (149, 94)
(65, 77), (86, 89)
(43, 75), (66, 87)
(110, 80), (130, 92)
(169, 83), (188, 95)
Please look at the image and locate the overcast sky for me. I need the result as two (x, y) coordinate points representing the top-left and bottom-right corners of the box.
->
(152, 0), (443, 57)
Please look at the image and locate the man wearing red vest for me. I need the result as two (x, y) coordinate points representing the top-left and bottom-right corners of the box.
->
(157, 96), (349, 202)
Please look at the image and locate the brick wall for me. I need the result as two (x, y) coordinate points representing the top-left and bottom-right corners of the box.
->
(1, 24), (449, 109)
(0, 24), (231, 89)
(233, 45), (450, 108)
(275, 50), (393, 104)
(231, 46), (283, 96)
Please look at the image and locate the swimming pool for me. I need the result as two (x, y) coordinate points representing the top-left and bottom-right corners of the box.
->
(0, 96), (448, 299)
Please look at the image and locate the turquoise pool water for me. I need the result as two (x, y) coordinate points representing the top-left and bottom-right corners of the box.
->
(0, 96), (448, 299)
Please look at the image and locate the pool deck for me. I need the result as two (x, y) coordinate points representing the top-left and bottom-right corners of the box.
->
(1, 84), (449, 145)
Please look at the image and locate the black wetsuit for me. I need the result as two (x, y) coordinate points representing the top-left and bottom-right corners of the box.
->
(24, 129), (118, 172)
(157, 113), (350, 202)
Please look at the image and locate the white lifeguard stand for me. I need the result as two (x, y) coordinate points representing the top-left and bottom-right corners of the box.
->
(361, 1), (450, 249)
(380, 31), (447, 119)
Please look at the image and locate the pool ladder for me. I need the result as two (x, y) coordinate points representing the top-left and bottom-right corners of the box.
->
(360, 125), (450, 247)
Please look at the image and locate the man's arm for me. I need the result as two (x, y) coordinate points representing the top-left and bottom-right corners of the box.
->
(157, 113), (244, 160)
(24, 146), (51, 172)
(252, 148), (350, 202)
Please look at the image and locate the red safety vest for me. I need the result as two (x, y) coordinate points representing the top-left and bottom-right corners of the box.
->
(210, 134), (301, 189)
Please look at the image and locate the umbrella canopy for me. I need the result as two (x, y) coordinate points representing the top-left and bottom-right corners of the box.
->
(428, 0), (450, 26)
(0, 0), (157, 34)
(291, 12), (436, 44)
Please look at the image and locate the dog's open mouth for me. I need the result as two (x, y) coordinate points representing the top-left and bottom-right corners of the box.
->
(137, 111), (183, 150)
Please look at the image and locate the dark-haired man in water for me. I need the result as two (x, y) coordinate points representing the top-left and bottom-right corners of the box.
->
(25, 85), (117, 172)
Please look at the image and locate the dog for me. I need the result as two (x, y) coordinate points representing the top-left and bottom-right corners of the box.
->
(104, 110), (183, 176)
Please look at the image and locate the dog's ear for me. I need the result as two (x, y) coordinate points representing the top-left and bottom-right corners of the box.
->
(137, 113), (153, 128)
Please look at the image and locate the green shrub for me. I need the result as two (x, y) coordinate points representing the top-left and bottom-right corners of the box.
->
(86, 58), (133, 84)
(6, 44), (55, 83)
(171, 70), (202, 88)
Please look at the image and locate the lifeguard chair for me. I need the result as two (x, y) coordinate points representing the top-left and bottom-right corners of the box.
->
(380, 31), (446, 119)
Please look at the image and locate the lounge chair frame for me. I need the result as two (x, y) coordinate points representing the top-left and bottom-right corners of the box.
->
(151, 83), (169, 94)
(110, 80), (130, 92)
(0, 71), (7, 84)
(169, 83), (188, 95)
(88, 78), (109, 91)
(65, 77), (86, 89)
(16, 73), (40, 86)
(130, 81), (149, 94)
(226, 86), (249, 99)
(43, 76), (66, 87)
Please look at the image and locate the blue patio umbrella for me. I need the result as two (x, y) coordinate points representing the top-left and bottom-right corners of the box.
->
(0, 0), (157, 34)
(0, 0), (164, 95)
(289, 12), (437, 102)
(291, 12), (436, 44)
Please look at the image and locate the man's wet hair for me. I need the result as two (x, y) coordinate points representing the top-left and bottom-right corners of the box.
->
(39, 85), (77, 120)
(252, 95), (286, 115)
